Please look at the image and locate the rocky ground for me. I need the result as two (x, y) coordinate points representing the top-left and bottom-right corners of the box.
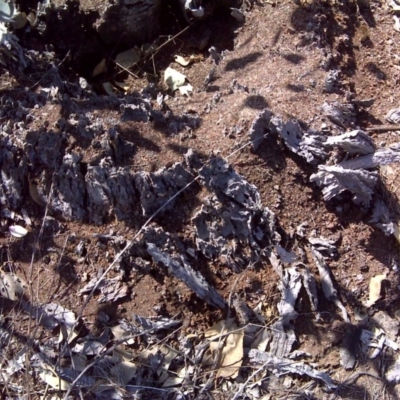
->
(0, 0), (400, 399)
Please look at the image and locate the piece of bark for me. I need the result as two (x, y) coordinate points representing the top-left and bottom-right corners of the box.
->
(308, 237), (338, 259)
(311, 248), (349, 322)
(193, 157), (279, 271)
(51, 153), (87, 221)
(386, 107), (400, 124)
(370, 199), (396, 236)
(271, 117), (328, 164)
(339, 143), (400, 170)
(134, 162), (194, 217)
(300, 265), (319, 313)
(249, 349), (337, 390)
(147, 242), (227, 309)
(310, 165), (378, 208)
(199, 157), (261, 208)
(106, 167), (137, 221)
(321, 101), (356, 128)
(85, 163), (113, 225)
(325, 130), (375, 155)
(248, 108), (273, 151)
(0, 143), (28, 209)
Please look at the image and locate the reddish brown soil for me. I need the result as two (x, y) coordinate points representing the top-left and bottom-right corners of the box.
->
(1, 0), (400, 398)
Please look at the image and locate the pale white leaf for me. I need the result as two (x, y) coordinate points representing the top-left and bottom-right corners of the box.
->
(178, 83), (193, 96)
(174, 55), (191, 66)
(164, 67), (187, 91)
(365, 273), (387, 307)
(39, 370), (71, 391)
(9, 225), (28, 238)
(0, 0), (15, 24)
(394, 16), (400, 32)
(43, 303), (76, 330)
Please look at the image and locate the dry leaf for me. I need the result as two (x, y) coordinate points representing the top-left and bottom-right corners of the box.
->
(9, 225), (28, 238)
(174, 55), (191, 66)
(113, 347), (134, 362)
(394, 223), (400, 243)
(365, 273), (387, 307)
(110, 360), (137, 385)
(178, 83), (193, 96)
(13, 12), (27, 29)
(204, 318), (235, 340)
(162, 366), (188, 387)
(202, 319), (244, 378)
(71, 353), (87, 372)
(102, 82), (115, 95)
(59, 325), (79, 344)
(93, 58), (106, 77)
(111, 324), (135, 344)
(359, 24), (369, 42)
(26, 11), (36, 26)
(354, 307), (368, 322)
(39, 370), (71, 391)
(113, 80), (129, 92)
(216, 328), (244, 378)
(164, 67), (187, 91)
(142, 43), (157, 55)
(115, 47), (141, 69)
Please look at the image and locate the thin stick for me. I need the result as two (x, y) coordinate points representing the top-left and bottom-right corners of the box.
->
(112, 60), (140, 79)
(365, 125), (400, 132)
(148, 24), (192, 61)
(232, 360), (271, 400)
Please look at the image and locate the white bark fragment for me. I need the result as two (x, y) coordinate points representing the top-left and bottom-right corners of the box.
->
(310, 165), (378, 208)
(311, 248), (349, 322)
(248, 349), (337, 390)
(325, 130), (375, 154)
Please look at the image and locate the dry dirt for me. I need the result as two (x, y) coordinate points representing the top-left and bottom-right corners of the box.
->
(1, 0), (400, 399)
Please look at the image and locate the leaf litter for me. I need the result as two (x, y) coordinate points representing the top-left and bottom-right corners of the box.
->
(1, 1), (400, 398)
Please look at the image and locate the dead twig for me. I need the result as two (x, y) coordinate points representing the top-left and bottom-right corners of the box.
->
(365, 125), (400, 132)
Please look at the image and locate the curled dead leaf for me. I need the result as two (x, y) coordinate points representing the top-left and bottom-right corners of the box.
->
(174, 55), (191, 67)
(93, 58), (107, 77)
(365, 273), (387, 307)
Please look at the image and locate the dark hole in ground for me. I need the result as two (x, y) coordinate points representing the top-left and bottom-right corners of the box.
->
(15, 0), (243, 89)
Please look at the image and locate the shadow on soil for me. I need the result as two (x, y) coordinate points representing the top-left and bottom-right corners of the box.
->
(290, 0), (376, 78)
